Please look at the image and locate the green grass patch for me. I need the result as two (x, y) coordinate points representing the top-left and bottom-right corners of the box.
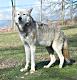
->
(0, 25), (77, 80)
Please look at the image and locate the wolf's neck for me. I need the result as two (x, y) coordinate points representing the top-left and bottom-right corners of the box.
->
(22, 19), (36, 33)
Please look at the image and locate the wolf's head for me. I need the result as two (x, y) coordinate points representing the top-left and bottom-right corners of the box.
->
(15, 8), (33, 27)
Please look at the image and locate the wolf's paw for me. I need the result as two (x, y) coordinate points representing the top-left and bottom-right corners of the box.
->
(59, 65), (62, 68)
(20, 68), (28, 72)
(44, 65), (49, 68)
(30, 69), (35, 74)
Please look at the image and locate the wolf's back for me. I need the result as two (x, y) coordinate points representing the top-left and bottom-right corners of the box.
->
(36, 23), (55, 46)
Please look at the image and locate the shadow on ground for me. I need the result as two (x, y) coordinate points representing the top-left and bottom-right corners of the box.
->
(36, 59), (75, 70)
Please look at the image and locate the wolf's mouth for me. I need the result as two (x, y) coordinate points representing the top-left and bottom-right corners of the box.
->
(18, 20), (23, 24)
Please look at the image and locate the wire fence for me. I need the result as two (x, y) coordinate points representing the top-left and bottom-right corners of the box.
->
(0, 0), (77, 30)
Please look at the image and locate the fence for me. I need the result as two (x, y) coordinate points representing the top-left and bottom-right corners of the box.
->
(0, 0), (77, 30)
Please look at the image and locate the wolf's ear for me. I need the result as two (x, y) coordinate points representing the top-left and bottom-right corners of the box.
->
(28, 8), (33, 13)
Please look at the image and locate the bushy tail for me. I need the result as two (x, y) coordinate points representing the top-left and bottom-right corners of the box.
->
(63, 38), (71, 63)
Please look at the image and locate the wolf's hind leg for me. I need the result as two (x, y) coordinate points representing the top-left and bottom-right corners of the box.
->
(44, 54), (56, 68)
(44, 46), (56, 68)
(52, 42), (64, 68)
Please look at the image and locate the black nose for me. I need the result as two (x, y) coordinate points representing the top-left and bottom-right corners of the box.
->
(18, 17), (22, 21)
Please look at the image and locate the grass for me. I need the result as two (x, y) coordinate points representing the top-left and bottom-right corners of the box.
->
(0, 25), (77, 80)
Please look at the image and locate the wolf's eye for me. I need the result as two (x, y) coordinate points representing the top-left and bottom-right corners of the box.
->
(23, 14), (26, 15)
(18, 14), (20, 15)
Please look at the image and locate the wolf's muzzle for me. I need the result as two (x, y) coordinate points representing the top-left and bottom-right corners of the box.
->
(18, 17), (22, 21)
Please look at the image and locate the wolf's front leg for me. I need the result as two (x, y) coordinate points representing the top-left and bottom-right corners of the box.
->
(20, 44), (31, 72)
(30, 45), (36, 73)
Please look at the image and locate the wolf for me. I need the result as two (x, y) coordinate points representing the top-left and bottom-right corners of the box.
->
(15, 8), (71, 73)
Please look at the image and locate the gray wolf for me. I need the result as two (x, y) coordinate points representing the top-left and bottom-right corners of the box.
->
(15, 8), (70, 73)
